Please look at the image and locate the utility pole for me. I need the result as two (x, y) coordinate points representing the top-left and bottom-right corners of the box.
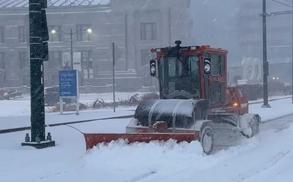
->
(22, 0), (55, 148)
(262, 0), (271, 108)
(291, 0), (293, 103)
(112, 42), (116, 112)
(168, 7), (172, 46)
(70, 29), (74, 70)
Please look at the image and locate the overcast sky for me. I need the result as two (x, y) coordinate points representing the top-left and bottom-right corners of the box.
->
(188, 0), (240, 65)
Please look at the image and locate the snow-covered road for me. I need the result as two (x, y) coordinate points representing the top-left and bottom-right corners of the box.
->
(1, 97), (293, 182)
(1, 115), (293, 182)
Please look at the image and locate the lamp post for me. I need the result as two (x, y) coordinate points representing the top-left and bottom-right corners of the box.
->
(50, 27), (93, 70)
(262, 0), (271, 108)
(70, 29), (73, 69)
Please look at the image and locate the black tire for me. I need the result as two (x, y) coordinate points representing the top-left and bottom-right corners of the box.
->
(200, 122), (215, 155)
(200, 121), (241, 155)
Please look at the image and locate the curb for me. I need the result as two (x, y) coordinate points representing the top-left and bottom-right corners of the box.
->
(0, 115), (134, 134)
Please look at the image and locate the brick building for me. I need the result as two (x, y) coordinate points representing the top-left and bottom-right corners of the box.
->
(0, 0), (192, 91)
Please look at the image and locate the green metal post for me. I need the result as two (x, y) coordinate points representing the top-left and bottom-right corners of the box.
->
(22, 0), (55, 148)
(30, 0), (45, 142)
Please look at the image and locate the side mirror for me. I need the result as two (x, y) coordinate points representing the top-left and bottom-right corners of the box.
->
(150, 59), (157, 77)
(204, 58), (211, 74)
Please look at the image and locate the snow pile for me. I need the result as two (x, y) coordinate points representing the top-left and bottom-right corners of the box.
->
(82, 140), (255, 182)
(2, 124), (293, 182)
(84, 140), (210, 181)
(80, 126), (293, 182)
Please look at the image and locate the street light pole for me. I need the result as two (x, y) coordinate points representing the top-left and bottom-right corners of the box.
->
(291, 0), (293, 103)
(70, 29), (74, 70)
(262, 0), (271, 108)
(112, 42), (116, 112)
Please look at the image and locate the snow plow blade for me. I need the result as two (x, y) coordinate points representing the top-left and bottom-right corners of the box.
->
(84, 133), (198, 150)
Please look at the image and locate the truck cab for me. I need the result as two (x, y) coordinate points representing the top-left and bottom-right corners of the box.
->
(150, 41), (247, 115)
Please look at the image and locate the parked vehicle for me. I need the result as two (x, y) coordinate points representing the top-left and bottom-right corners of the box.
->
(45, 86), (59, 106)
(0, 88), (22, 100)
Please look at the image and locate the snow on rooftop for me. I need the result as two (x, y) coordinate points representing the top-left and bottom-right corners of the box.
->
(0, 0), (110, 8)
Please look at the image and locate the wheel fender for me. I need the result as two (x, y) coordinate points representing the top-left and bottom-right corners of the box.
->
(239, 113), (260, 129)
(239, 113), (260, 137)
(193, 120), (212, 132)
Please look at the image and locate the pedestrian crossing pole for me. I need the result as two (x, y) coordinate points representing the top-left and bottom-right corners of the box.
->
(22, 0), (55, 148)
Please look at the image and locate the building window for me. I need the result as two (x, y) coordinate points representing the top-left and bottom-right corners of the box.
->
(0, 52), (5, 86)
(19, 51), (28, 69)
(49, 25), (62, 42)
(18, 26), (26, 43)
(19, 51), (29, 85)
(81, 50), (94, 79)
(49, 51), (62, 67)
(0, 27), (4, 43)
(141, 49), (151, 66)
(61, 52), (72, 69)
(140, 23), (157, 40)
(0, 53), (4, 69)
(76, 25), (92, 41)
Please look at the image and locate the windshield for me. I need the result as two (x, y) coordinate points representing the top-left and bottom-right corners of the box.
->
(159, 56), (200, 99)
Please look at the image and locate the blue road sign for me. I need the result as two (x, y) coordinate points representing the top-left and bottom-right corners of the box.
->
(59, 70), (78, 97)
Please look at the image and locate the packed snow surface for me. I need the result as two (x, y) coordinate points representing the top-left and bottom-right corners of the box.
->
(1, 95), (293, 182)
(1, 124), (293, 182)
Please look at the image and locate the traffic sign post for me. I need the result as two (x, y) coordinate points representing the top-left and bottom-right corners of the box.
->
(59, 70), (79, 115)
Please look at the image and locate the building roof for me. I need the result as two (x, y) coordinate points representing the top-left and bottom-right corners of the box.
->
(0, 0), (110, 8)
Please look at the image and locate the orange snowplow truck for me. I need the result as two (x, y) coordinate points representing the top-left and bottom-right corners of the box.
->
(85, 41), (260, 154)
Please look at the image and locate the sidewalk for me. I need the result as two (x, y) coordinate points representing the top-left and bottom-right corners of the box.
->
(1, 96), (293, 130)
(249, 98), (293, 122)
(0, 108), (134, 130)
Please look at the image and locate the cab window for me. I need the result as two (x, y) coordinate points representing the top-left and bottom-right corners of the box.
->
(205, 53), (225, 76)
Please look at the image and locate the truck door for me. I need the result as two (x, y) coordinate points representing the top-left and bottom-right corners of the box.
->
(204, 53), (227, 107)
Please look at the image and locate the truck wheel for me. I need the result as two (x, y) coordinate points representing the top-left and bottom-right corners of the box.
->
(200, 122), (214, 155)
(241, 115), (260, 138)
